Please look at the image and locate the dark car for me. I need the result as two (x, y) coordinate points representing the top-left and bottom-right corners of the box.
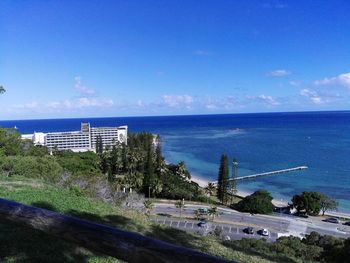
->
(323, 217), (340, 224)
(243, 227), (254, 234)
(197, 221), (207, 228)
(343, 221), (350, 226)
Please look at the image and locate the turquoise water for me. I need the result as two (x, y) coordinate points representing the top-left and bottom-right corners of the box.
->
(1, 111), (350, 212)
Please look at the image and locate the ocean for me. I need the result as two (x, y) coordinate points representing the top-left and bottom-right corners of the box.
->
(1, 111), (350, 212)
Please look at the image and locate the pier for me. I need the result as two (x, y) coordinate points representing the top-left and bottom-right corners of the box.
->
(213, 166), (308, 184)
(233, 166), (308, 181)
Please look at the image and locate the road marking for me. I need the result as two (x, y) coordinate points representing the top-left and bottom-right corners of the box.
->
(177, 221), (180, 227)
(236, 228), (239, 234)
(229, 227), (232, 233)
(191, 223), (194, 228)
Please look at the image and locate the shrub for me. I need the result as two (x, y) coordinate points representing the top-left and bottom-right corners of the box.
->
(235, 190), (274, 214)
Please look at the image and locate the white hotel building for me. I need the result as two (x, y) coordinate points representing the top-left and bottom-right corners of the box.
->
(21, 123), (127, 152)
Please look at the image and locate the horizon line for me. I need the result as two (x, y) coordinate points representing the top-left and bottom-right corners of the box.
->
(1, 109), (349, 122)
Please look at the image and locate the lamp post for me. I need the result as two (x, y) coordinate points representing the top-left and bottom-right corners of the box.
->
(232, 159), (238, 194)
(280, 198), (283, 232)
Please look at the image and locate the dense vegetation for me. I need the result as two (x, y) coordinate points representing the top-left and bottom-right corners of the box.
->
(0, 128), (203, 202)
(217, 154), (230, 204)
(0, 175), (272, 263)
(234, 190), (274, 214)
(225, 231), (350, 263)
(1, 175), (349, 263)
(292, 191), (338, 216)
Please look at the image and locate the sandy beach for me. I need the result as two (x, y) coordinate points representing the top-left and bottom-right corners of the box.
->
(191, 174), (288, 207)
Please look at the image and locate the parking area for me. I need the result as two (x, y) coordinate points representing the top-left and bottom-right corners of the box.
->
(151, 217), (278, 241)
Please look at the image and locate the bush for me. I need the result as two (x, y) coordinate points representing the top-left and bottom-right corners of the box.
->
(292, 192), (323, 216)
(235, 190), (274, 214)
(0, 156), (63, 182)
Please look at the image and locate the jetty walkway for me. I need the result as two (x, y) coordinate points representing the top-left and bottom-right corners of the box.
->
(233, 166), (308, 181)
(213, 166), (308, 184)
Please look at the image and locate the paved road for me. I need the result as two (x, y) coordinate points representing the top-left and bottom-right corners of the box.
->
(153, 203), (350, 240)
(150, 217), (278, 242)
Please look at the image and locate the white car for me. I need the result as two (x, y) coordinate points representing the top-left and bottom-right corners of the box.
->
(260, 229), (269, 236)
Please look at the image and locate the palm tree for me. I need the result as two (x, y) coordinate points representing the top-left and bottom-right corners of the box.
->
(208, 206), (218, 221)
(143, 199), (154, 217)
(205, 182), (216, 197)
(175, 199), (185, 218)
(176, 161), (190, 180)
(194, 209), (202, 220)
(0, 86), (5, 94)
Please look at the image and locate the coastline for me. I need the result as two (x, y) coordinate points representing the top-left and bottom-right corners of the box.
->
(191, 174), (350, 218)
(191, 174), (289, 207)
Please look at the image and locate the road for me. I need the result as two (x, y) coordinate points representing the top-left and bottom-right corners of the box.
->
(153, 203), (350, 240)
(150, 217), (279, 241)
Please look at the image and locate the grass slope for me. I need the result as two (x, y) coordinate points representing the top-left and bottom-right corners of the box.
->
(0, 176), (274, 263)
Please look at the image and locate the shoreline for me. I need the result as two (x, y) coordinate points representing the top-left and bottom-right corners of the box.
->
(191, 174), (287, 206)
(191, 174), (350, 217)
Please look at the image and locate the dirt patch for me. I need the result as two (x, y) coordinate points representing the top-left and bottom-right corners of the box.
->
(0, 180), (44, 189)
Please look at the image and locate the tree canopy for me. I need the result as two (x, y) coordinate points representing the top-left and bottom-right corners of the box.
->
(0, 128), (203, 202)
(217, 154), (229, 204)
(320, 194), (338, 216)
(292, 191), (323, 216)
(235, 190), (274, 214)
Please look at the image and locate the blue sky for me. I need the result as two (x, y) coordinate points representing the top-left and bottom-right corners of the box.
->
(1, 0), (350, 120)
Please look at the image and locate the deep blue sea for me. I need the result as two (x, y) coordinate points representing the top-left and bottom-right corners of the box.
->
(1, 111), (350, 212)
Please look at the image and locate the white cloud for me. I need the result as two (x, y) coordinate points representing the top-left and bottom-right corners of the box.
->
(267, 69), (291, 77)
(205, 103), (218, 110)
(75, 76), (96, 95)
(162, 95), (194, 108)
(245, 94), (280, 106)
(257, 94), (281, 105)
(49, 97), (114, 109)
(314, 72), (350, 89)
(13, 101), (39, 109)
(300, 89), (324, 104)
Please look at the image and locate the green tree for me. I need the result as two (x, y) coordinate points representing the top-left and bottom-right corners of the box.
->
(208, 206), (218, 221)
(143, 146), (155, 197)
(217, 154), (229, 204)
(204, 182), (216, 201)
(194, 209), (202, 220)
(0, 128), (23, 156)
(175, 199), (185, 218)
(95, 135), (103, 155)
(236, 190), (274, 214)
(0, 86), (5, 94)
(143, 199), (154, 217)
(320, 194), (338, 216)
(292, 192), (323, 216)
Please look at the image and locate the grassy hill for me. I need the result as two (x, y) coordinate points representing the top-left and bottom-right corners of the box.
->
(0, 175), (274, 263)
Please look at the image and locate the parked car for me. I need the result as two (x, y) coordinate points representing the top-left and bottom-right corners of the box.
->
(243, 227), (254, 234)
(197, 221), (207, 228)
(343, 221), (350, 226)
(258, 229), (269, 236)
(323, 217), (340, 224)
(224, 235), (231, 241)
